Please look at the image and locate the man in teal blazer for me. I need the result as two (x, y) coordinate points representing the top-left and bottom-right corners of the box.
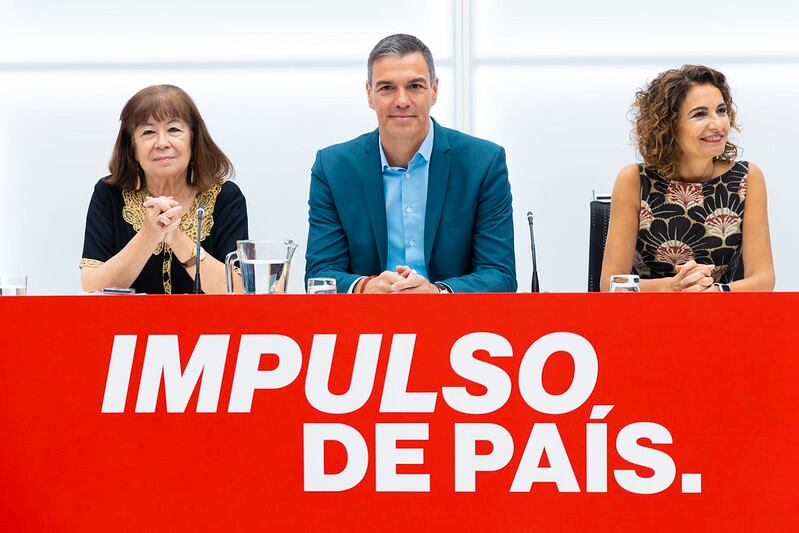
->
(305, 34), (516, 294)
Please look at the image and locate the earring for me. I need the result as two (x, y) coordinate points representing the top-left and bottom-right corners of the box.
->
(135, 162), (144, 190)
(186, 162), (194, 185)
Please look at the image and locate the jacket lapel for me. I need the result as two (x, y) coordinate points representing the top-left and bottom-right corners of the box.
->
(424, 119), (451, 266)
(361, 130), (388, 270)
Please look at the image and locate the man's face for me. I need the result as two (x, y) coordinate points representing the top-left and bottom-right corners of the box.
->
(366, 51), (438, 147)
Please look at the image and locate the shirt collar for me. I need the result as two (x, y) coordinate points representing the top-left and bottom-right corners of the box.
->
(379, 118), (435, 171)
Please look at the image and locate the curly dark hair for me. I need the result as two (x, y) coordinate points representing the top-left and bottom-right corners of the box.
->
(632, 65), (740, 179)
(107, 84), (234, 192)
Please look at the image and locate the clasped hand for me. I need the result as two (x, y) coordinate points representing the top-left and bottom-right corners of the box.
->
(671, 260), (715, 292)
(142, 196), (184, 245)
(361, 265), (440, 294)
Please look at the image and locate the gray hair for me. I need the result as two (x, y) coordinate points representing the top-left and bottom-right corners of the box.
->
(367, 34), (436, 85)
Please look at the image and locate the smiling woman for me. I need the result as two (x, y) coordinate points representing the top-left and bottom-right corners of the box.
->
(600, 65), (775, 293)
(79, 85), (249, 294)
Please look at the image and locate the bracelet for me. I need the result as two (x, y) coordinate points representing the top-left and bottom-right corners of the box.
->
(181, 247), (207, 269)
(714, 282), (731, 293)
(359, 275), (376, 294)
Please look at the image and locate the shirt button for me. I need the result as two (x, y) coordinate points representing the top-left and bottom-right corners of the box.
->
(404, 173), (410, 179)
(408, 240), (415, 247)
(405, 206), (413, 213)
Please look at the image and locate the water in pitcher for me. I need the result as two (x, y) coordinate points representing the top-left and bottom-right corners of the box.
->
(240, 259), (290, 294)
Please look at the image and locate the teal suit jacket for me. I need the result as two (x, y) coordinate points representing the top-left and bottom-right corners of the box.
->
(305, 119), (516, 293)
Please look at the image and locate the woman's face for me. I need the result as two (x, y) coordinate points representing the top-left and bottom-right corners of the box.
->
(676, 83), (730, 161)
(133, 116), (192, 183)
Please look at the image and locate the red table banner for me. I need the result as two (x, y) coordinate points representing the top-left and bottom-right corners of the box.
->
(1, 294), (797, 531)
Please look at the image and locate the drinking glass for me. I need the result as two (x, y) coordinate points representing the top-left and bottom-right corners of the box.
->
(609, 274), (640, 293)
(307, 278), (337, 294)
(0, 275), (28, 296)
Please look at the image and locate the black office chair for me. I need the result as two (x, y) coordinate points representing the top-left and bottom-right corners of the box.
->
(588, 192), (744, 291)
(588, 193), (612, 292)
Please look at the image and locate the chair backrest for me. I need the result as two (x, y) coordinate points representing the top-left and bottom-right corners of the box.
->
(588, 195), (612, 292)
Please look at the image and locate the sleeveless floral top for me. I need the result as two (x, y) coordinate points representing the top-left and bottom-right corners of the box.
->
(634, 161), (748, 283)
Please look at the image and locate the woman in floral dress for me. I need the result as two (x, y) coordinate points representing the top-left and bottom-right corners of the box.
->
(601, 65), (774, 292)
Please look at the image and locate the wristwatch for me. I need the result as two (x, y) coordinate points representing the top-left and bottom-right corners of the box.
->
(714, 283), (731, 293)
(181, 247), (207, 268)
(434, 282), (452, 294)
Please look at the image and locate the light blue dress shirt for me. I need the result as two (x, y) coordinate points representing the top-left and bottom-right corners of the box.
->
(379, 119), (434, 280)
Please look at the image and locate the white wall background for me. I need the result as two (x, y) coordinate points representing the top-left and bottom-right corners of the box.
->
(1, 0), (795, 293)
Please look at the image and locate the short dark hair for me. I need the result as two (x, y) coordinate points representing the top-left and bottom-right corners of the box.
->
(367, 34), (436, 85)
(107, 84), (234, 192)
(632, 65), (740, 178)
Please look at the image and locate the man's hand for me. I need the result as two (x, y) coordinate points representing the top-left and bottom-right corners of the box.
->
(356, 266), (443, 293)
(358, 270), (405, 293)
(390, 265), (440, 293)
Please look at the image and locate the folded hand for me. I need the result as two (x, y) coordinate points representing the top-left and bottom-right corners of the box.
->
(673, 260), (715, 292)
(390, 265), (439, 293)
(143, 196), (184, 245)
